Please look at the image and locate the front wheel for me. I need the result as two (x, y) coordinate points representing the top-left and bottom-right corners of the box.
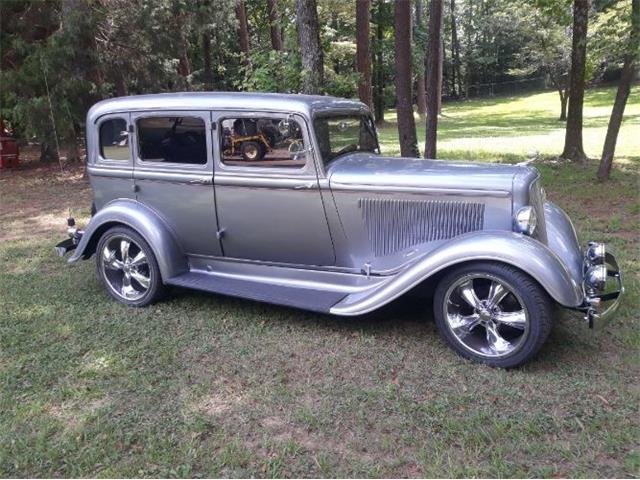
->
(433, 262), (553, 368)
(95, 226), (166, 307)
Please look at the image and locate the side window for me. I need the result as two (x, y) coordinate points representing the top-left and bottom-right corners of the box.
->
(137, 116), (207, 164)
(220, 116), (306, 168)
(99, 118), (130, 161)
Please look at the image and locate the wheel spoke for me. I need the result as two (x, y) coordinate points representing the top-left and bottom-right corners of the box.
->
(120, 239), (131, 263)
(487, 281), (509, 307)
(448, 313), (481, 338)
(102, 246), (123, 270)
(130, 270), (150, 289)
(458, 280), (481, 309)
(493, 310), (527, 330)
(485, 322), (513, 354)
(121, 272), (136, 298)
(129, 251), (147, 267)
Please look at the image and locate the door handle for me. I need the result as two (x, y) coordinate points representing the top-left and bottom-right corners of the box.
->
(187, 178), (213, 185)
(293, 181), (316, 190)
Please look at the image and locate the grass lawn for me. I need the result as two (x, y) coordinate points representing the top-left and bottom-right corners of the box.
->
(0, 86), (638, 478)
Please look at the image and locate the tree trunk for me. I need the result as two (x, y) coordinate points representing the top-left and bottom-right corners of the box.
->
(267, 0), (282, 51)
(560, 0), (589, 162)
(416, 72), (427, 118)
(463, 0), (473, 99)
(394, 0), (419, 157)
(415, 0), (427, 117)
(175, 10), (192, 81)
(115, 73), (127, 97)
(450, 0), (461, 98)
(356, 0), (373, 109)
(296, 0), (324, 94)
(236, 0), (251, 65)
(203, 31), (213, 90)
(425, 0), (443, 158)
(373, 0), (385, 123)
(437, 12), (444, 114)
(597, 0), (639, 180)
(559, 89), (568, 121)
(39, 142), (58, 164)
(64, 127), (81, 163)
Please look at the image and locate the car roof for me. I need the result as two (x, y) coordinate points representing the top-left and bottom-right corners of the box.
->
(87, 92), (369, 124)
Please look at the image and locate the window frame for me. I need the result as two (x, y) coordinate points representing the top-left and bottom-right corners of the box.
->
(131, 110), (213, 171)
(213, 111), (317, 177)
(95, 114), (133, 166)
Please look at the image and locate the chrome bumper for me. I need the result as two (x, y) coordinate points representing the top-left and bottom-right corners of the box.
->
(581, 242), (624, 328)
(55, 218), (84, 257)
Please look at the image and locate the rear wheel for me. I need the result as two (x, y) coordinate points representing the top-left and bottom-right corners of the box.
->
(433, 262), (553, 368)
(95, 226), (166, 307)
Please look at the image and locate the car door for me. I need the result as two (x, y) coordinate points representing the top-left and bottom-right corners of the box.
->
(213, 111), (335, 266)
(131, 111), (223, 257)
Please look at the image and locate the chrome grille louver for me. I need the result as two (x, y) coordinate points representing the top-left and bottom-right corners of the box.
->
(359, 198), (485, 256)
(528, 179), (548, 244)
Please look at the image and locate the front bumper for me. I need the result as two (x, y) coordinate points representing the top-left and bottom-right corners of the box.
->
(580, 242), (624, 328)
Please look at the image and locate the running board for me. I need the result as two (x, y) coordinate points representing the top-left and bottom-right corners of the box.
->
(166, 271), (347, 313)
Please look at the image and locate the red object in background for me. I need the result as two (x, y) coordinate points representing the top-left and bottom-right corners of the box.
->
(0, 120), (20, 168)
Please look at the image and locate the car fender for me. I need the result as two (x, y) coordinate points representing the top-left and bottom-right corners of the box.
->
(68, 199), (188, 280)
(330, 230), (583, 316)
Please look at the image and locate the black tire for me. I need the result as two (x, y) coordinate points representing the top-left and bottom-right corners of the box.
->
(95, 226), (166, 307)
(433, 261), (553, 368)
(240, 141), (265, 161)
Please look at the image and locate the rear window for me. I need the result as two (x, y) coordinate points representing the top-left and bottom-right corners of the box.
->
(99, 118), (129, 161)
(137, 116), (207, 164)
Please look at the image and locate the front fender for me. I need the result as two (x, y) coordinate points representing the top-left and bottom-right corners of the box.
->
(68, 199), (188, 280)
(330, 231), (583, 316)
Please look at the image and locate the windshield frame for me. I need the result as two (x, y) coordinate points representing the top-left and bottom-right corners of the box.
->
(312, 111), (380, 170)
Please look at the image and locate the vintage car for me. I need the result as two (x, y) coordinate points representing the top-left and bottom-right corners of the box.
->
(56, 92), (623, 367)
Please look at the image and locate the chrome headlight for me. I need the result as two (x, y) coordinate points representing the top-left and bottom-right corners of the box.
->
(586, 242), (606, 264)
(514, 206), (537, 236)
(585, 264), (607, 292)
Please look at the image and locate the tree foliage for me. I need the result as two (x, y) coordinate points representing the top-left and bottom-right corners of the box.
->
(0, 0), (633, 169)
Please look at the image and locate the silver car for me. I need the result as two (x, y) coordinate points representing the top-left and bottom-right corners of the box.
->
(56, 92), (623, 367)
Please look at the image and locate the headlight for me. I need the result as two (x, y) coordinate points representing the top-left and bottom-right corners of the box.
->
(585, 264), (607, 292)
(586, 242), (606, 264)
(514, 206), (537, 236)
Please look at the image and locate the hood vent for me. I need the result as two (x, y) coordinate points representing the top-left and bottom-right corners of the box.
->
(359, 198), (485, 256)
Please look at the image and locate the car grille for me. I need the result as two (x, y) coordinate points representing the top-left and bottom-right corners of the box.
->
(359, 198), (485, 256)
(528, 179), (548, 244)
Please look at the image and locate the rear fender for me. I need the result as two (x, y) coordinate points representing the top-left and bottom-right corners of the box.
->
(330, 231), (583, 316)
(68, 199), (188, 280)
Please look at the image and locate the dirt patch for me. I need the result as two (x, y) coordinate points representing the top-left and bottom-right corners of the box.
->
(0, 146), (91, 241)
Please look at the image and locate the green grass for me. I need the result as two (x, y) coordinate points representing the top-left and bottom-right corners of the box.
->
(1, 85), (639, 477)
(378, 84), (640, 161)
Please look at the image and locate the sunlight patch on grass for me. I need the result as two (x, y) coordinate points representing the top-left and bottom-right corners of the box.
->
(379, 85), (640, 160)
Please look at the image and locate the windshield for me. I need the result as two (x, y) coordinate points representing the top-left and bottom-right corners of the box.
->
(313, 114), (379, 166)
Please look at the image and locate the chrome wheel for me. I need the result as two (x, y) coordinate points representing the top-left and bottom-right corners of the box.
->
(100, 235), (151, 301)
(443, 274), (529, 358)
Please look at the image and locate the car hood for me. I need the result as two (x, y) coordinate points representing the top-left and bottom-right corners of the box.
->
(326, 153), (538, 194)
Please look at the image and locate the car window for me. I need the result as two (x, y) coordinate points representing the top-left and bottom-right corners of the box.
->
(99, 118), (130, 161)
(314, 114), (379, 167)
(220, 116), (306, 169)
(137, 116), (207, 164)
